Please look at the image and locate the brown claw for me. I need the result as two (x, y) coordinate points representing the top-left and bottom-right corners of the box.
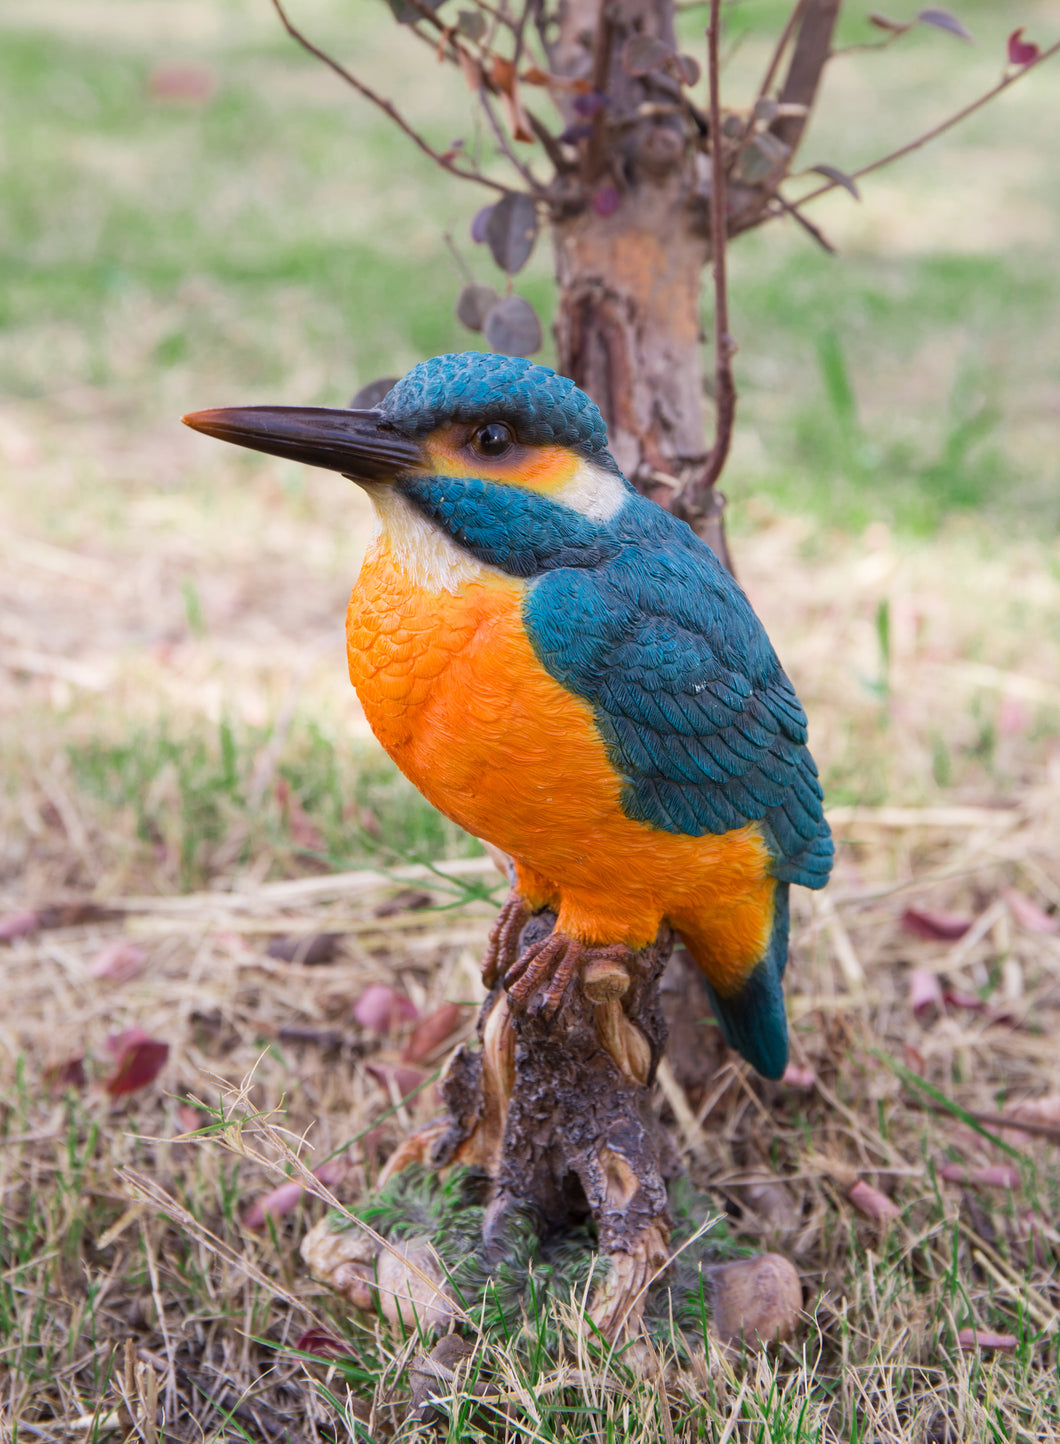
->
(482, 892), (531, 988)
(506, 933), (577, 1018)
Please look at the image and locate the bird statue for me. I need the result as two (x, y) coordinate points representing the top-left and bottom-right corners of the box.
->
(184, 351), (832, 1080)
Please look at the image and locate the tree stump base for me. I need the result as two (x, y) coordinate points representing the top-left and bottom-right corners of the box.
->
(302, 899), (801, 1351)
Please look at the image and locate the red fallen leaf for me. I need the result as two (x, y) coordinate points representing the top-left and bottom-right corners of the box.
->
(1001, 1094), (1060, 1134)
(848, 1179), (900, 1223)
(957, 1328), (1017, 1352)
(941, 988), (985, 1012)
(353, 983), (418, 1034)
(939, 1163), (1020, 1190)
(245, 1179), (304, 1231)
(401, 1002), (465, 1064)
(365, 1062), (428, 1102)
(89, 941), (146, 983)
(44, 1056), (87, 1093)
(1003, 887), (1059, 935)
(1007, 28), (1041, 67)
(0, 909), (40, 942)
(245, 1158), (348, 1229)
(148, 64), (216, 102)
(901, 907), (972, 941)
(314, 1158), (348, 1188)
(909, 967), (943, 1019)
(780, 1063), (816, 1089)
(294, 1328), (355, 1360)
(103, 1029), (169, 1097)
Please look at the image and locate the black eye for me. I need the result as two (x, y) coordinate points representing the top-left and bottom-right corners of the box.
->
(471, 421), (515, 459)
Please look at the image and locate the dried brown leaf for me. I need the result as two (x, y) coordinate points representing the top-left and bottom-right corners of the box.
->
(401, 1002), (466, 1064)
(89, 940), (146, 983)
(848, 1178), (900, 1222)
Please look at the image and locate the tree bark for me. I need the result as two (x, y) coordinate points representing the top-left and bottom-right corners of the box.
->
(545, 0), (732, 564)
(544, 0), (840, 571)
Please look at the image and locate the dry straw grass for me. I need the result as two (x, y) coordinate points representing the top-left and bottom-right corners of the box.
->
(2, 512), (1060, 1441)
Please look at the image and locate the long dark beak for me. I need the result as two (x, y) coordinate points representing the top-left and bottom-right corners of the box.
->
(181, 406), (422, 482)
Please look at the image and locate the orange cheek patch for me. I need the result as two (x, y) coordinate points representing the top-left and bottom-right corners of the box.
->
(422, 427), (582, 495)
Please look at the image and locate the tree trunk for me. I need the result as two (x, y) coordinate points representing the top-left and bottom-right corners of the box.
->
(546, 0), (732, 566)
(552, 193), (716, 518)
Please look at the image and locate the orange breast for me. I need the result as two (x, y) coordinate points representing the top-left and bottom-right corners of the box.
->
(346, 541), (774, 991)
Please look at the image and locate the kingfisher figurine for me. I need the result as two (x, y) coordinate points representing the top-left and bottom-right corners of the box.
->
(184, 352), (832, 1080)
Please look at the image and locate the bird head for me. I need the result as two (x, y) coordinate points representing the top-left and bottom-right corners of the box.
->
(183, 352), (636, 579)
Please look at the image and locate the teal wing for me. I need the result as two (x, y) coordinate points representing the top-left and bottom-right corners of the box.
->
(523, 497), (832, 1080)
(523, 495), (834, 889)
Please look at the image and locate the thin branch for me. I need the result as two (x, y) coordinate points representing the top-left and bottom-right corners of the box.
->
(770, 191), (836, 253)
(268, 0), (509, 194)
(582, 0), (614, 184)
(672, 0), (736, 569)
(756, 0), (810, 103)
(526, 107), (574, 175)
(699, 0), (735, 493)
(479, 86), (547, 192)
(769, 0), (841, 155)
(792, 38), (1060, 211)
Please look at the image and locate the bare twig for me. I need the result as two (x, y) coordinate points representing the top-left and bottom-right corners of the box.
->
(582, 1), (614, 184)
(770, 191), (836, 253)
(756, 0), (811, 104)
(526, 107), (573, 175)
(697, 0), (735, 494)
(792, 38), (1060, 211)
(479, 86), (547, 192)
(769, 0), (842, 156)
(268, 0), (509, 194)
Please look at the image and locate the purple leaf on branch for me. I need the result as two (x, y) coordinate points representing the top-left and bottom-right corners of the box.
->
(807, 163), (861, 200)
(470, 205), (493, 244)
(1008, 29), (1041, 68)
(485, 191), (538, 273)
(917, 9), (972, 42)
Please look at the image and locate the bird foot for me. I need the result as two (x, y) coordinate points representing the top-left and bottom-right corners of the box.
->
(505, 934), (635, 1020)
(482, 891), (532, 988)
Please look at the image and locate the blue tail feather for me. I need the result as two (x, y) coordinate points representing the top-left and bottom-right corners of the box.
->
(699, 883), (790, 1080)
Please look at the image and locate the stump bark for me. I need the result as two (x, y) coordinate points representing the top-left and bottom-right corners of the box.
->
(302, 895), (802, 1347)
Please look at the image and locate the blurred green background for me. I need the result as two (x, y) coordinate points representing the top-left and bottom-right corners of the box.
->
(5, 0), (1058, 529)
(2, 0), (1059, 892)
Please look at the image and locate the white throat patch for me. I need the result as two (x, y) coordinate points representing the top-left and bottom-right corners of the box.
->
(363, 458), (629, 595)
(366, 487), (503, 594)
(552, 458), (629, 522)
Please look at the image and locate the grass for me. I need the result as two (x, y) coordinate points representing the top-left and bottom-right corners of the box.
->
(3, 809), (1059, 1439)
(2, 0), (1060, 1437)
